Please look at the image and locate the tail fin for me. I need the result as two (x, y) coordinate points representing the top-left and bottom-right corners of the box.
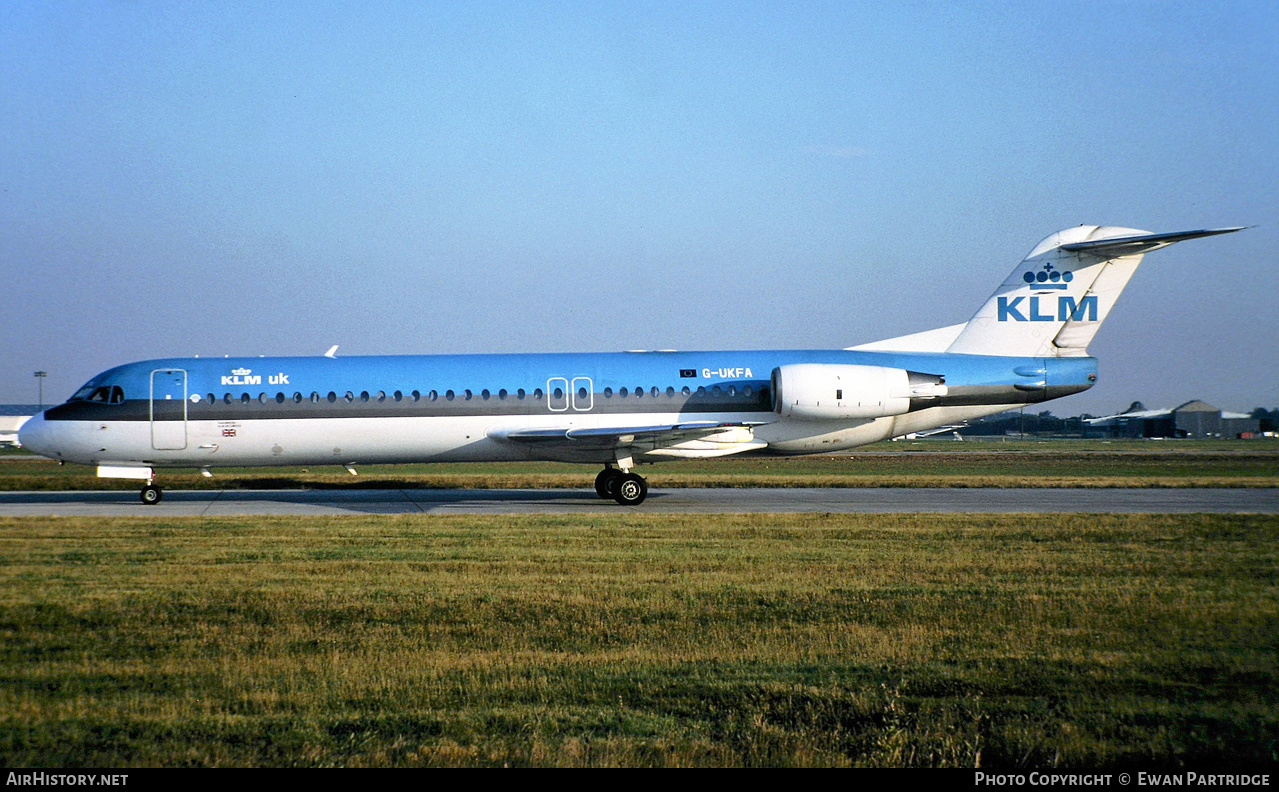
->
(945, 226), (1243, 357)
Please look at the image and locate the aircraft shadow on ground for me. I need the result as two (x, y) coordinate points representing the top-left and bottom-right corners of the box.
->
(0, 486), (655, 514)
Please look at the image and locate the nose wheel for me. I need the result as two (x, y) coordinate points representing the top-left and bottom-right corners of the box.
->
(594, 467), (647, 506)
(140, 484), (163, 505)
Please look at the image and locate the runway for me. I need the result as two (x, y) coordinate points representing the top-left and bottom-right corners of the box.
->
(1, 487), (1276, 516)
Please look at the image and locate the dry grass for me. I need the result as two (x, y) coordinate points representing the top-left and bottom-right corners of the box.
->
(1, 512), (1276, 767)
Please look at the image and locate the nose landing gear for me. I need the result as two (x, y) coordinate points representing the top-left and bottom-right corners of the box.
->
(140, 483), (163, 505)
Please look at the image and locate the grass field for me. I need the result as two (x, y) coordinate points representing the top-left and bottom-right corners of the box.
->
(2, 439), (1278, 491)
(1, 512), (1276, 767)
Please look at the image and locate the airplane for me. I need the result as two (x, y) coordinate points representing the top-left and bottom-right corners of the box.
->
(18, 224), (1243, 506)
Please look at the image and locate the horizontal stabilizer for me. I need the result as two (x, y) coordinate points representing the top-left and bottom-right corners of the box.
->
(1059, 227), (1244, 258)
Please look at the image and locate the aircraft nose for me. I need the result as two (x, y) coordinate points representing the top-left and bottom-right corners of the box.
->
(17, 413), (54, 458)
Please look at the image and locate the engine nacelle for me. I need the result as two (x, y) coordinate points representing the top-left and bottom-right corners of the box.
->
(771, 364), (947, 421)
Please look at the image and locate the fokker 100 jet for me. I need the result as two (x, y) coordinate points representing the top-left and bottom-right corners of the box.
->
(19, 225), (1242, 505)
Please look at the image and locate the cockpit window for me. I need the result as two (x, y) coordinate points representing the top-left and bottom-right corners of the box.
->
(72, 385), (125, 404)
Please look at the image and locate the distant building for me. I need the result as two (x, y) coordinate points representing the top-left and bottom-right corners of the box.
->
(1086, 400), (1261, 439)
(0, 405), (40, 447)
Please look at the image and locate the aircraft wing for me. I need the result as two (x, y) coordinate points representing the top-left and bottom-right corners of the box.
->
(488, 420), (768, 459)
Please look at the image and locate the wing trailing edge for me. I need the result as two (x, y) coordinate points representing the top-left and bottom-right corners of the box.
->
(489, 421), (768, 461)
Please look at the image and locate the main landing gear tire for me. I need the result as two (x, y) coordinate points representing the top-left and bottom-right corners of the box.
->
(595, 468), (623, 499)
(140, 485), (163, 505)
(613, 472), (648, 506)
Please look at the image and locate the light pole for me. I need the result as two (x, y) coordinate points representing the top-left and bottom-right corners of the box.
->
(34, 371), (47, 411)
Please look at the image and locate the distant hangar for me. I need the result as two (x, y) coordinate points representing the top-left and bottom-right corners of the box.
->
(0, 407), (35, 447)
(1086, 400), (1265, 439)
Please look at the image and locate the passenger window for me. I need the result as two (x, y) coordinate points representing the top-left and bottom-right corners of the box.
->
(276, 393), (286, 404)
(533, 388), (544, 400)
(446, 390), (455, 401)
(681, 386), (691, 397)
(464, 389), (473, 400)
(604, 387), (613, 398)
(651, 387), (660, 398)
(344, 392), (354, 402)
(518, 389), (526, 399)
(393, 391), (402, 402)
(620, 387), (629, 398)
(241, 394), (251, 404)
(360, 391), (370, 402)
(482, 389), (491, 400)
(376, 391), (386, 402)
(327, 392), (337, 403)
(498, 389), (507, 400)
(665, 386), (675, 398)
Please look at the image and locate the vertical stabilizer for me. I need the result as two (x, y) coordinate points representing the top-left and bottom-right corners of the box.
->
(946, 226), (1242, 357)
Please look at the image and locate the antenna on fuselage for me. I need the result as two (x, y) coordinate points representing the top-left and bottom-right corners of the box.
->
(324, 345), (339, 358)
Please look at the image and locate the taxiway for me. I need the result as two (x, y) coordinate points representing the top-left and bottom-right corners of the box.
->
(0, 487), (1275, 516)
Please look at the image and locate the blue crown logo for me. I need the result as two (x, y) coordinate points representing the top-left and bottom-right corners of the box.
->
(1022, 263), (1072, 289)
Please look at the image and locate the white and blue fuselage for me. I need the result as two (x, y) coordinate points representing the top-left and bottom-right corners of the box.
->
(19, 348), (1093, 466)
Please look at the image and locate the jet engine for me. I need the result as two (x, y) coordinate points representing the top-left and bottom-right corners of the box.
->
(771, 364), (947, 420)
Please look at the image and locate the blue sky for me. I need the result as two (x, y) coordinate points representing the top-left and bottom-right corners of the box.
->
(3, 1), (1276, 415)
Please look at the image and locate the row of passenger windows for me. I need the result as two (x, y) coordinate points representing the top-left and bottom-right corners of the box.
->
(193, 384), (762, 406)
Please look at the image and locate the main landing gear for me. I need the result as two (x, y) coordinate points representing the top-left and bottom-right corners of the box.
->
(594, 467), (648, 506)
(140, 483), (163, 505)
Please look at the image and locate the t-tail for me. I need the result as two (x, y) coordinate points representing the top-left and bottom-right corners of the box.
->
(944, 226), (1244, 357)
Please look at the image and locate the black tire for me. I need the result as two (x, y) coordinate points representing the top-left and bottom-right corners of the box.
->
(613, 472), (647, 506)
(594, 468), (622, 499)
(140, 485), (163, 505)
